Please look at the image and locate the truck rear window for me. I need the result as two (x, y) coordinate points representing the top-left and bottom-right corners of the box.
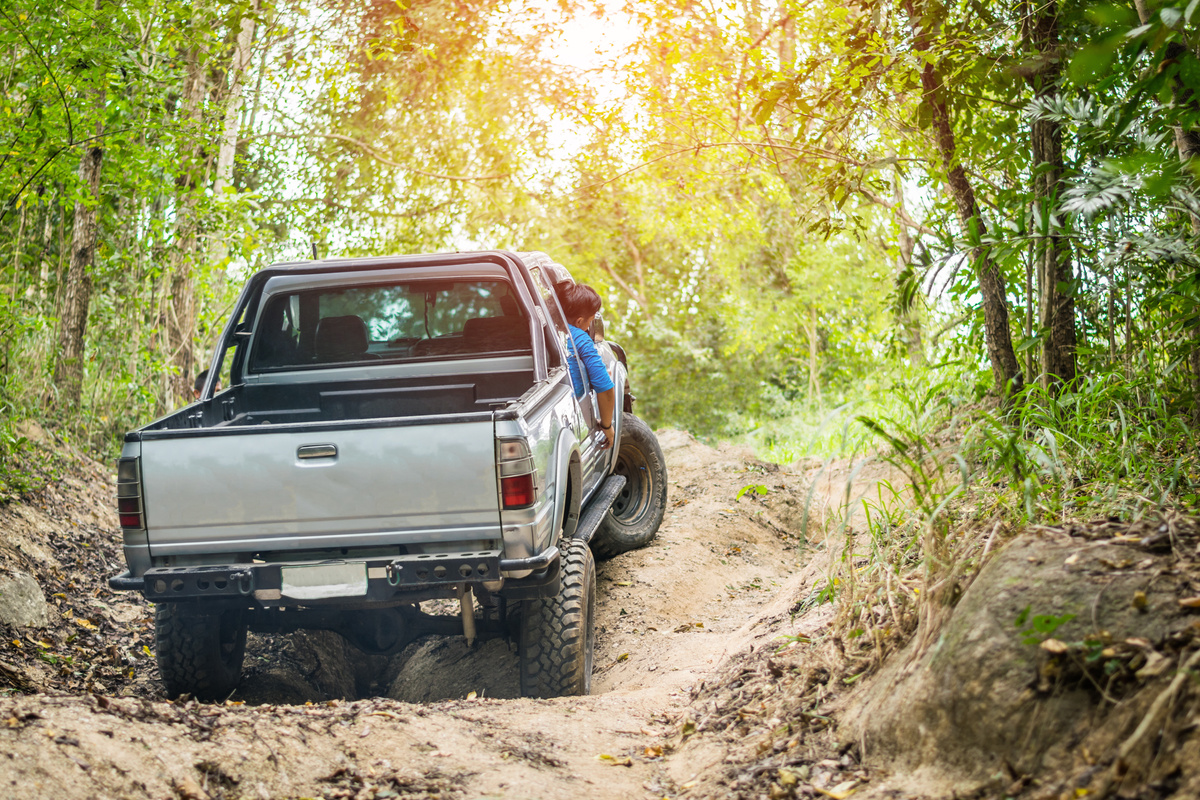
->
(248, 279), (531, 371)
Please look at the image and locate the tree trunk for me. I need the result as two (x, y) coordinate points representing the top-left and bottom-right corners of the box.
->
(1025, 0), (1077, 391)
(806, 305), (821, 403)
(906, 2), (1021, 394)
(213, 2), (259, 198)
(166, 41), (209, 403)
(37, 192), (53, 306)
(892, 163), (925, 364)
(53, 142), (103, 407)
(10, 199), (28, 302)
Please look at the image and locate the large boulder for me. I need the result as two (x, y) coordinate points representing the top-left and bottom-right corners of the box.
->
(0, 571), (50, 628)
(839, 531), (1193, 791)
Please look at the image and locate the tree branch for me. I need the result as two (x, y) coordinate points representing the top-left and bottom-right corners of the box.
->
(857, 187), (937, 235)
(0, 128), (132, 226)
(0, 5), (73, 147)
(254, 131), (511, 183)
(598, 258), (652, 319)
(288, 196), (453, 219)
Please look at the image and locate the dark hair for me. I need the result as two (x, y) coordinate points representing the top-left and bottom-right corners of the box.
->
(554, 281), (602, 322)
(194, 369), (210, 394)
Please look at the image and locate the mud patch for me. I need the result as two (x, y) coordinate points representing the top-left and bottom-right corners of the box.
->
(388, 637), (519, 702)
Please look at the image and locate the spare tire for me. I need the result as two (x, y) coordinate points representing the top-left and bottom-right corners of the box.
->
(591, 414), (667, 560)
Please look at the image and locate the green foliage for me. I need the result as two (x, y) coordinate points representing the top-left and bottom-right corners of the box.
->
(736, 484), (770, 500)
(1014, 606), (1077, 646)
(793, 358), (1199, 652)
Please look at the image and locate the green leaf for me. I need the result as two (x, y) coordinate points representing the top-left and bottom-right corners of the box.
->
(1067, 40), (1121, 85)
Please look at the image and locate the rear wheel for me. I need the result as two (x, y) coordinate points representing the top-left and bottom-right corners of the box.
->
(155, 603), (247, 701)
(518, 539), (595, 697)
(591, 414), (668, 560)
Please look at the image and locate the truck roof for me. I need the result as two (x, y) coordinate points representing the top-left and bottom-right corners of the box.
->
(249, 250), (573, 283)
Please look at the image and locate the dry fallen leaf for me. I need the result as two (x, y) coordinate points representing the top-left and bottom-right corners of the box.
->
(643, 745), (663, 758)
(617, 653), (630, 662)
(816, 780), (859, 799)
(1179, 597), (1200, 608)
(1040, 638), (1070, 655)
(466, 691), (477, 700)
(614, 581), (632, 586)
(1136, 651), (1172, 680)
(172, 776), (211, 800)
(597, 753), (633, 766)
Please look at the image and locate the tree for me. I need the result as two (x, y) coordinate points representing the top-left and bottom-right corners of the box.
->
(1022, 0), (1077, 389)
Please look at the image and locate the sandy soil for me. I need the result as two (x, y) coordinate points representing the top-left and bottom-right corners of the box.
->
(0, 428), (849, 800)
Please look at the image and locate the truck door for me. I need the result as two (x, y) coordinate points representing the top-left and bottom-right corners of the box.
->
(525, 264), (608, 495)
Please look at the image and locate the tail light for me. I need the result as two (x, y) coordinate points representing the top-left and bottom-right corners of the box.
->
(497, 439), (537, 510)
(116, 457), (145, 529)
(501, 474), (535, 508)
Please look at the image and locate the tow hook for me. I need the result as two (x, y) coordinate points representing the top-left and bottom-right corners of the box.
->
(232, 570), (255, 595)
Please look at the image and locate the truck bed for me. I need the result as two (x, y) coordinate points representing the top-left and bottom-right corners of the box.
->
(142, 362), (536, 433)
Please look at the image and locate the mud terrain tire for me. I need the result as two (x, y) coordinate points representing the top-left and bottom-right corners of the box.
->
(155, 604), (247, 700)
(518, 539), (596, 697)
(591, 414), (667, 560)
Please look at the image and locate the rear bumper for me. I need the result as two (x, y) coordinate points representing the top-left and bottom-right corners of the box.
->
(108, 545), (562, 604)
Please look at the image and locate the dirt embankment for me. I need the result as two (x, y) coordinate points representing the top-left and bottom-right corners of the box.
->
(0, 428), (852, 799)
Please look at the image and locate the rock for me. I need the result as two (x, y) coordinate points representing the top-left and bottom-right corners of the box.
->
(838, 534), (1191, 792)
(0, 571), (50, 628)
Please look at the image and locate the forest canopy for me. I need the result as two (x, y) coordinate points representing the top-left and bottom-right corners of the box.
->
(1, 0), (1198, 481)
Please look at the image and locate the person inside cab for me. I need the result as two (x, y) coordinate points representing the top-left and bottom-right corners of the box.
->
(192, 368), (221, 401)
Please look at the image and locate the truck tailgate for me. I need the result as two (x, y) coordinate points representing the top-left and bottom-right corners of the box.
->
(140, 419), (500, 556)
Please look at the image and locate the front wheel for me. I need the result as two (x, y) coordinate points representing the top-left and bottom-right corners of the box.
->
(155, 604), (247, 701)
(591, 414), (668, 560)
(518, 539), (596, 697)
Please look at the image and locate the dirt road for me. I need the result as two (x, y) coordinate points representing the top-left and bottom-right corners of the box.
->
(0, 429), (836, 799)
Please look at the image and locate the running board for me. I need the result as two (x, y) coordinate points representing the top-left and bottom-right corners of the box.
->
(573, 475), (627, 544)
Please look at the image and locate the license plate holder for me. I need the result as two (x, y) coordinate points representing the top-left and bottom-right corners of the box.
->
(280, 562), (368, 600)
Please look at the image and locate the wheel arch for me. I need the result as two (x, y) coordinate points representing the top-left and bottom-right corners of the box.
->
(550, 429), (582, 542)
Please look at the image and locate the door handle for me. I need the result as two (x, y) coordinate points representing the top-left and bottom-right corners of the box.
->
(297, 444), (337, 460)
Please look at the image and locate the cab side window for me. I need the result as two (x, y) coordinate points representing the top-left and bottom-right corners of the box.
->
(528, 266), (573, 372)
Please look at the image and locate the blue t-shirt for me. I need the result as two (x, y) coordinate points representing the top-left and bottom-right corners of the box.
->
(566, 325), (615, 399)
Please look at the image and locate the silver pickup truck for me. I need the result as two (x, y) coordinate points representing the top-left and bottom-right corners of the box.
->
(108, 250), (667, 700)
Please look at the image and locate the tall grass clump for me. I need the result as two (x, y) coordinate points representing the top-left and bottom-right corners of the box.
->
(799, 365), (1200, 664)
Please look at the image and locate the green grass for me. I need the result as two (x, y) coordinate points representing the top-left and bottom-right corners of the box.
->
(734, 364), (978, 463)
(747, 362), (1200, 660)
